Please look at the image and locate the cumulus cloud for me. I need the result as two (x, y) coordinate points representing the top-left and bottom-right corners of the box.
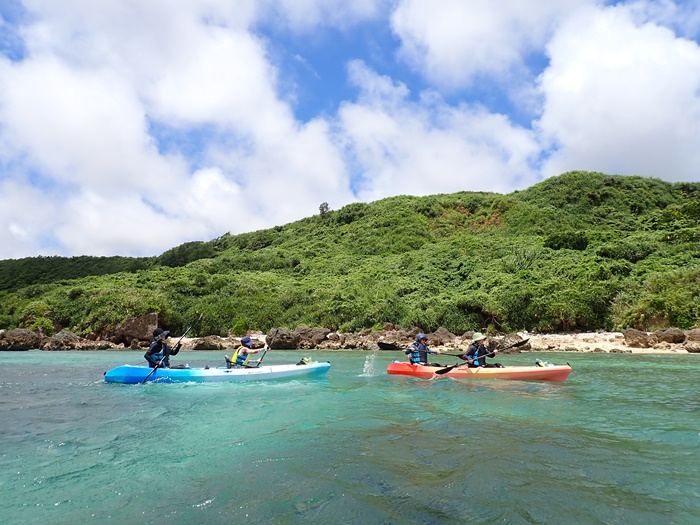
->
(336, 60), (540, 200)
(390, 0), (594, 90)
(537, 3), (700, 180)
(0, 0), (355, 257)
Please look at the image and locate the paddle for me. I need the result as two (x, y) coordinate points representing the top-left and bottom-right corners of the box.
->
(434, 338), (530, 375)
(249, 328), (279, 368)
(142, 313), (204, 384)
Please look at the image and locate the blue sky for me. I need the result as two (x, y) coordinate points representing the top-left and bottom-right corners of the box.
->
(1, 0), (700, 259)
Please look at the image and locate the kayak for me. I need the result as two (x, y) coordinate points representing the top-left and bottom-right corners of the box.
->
(387, 361), (572, 382)
(104, 361), (331, 384)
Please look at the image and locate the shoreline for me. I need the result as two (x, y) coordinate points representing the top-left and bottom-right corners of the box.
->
(515, 331), (690, 354)
(1, 328), (697, 353)
(172, 330), (692, 354)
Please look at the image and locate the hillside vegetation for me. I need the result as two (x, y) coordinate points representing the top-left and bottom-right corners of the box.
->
(1, 171), (699, 338)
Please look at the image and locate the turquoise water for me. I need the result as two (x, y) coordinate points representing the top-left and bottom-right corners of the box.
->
(1, 350), (698, 525)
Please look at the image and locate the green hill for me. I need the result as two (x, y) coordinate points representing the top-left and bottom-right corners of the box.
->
(1, 171), (699, 338)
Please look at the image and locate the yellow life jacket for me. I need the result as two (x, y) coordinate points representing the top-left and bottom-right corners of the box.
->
(233, 346), (253, 367)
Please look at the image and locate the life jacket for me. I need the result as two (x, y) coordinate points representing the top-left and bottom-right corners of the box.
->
(468, 343), (485, 367)
(149, 340), (166, 361)
(233, 346), (252, 368)
(407, 343), (427, 364)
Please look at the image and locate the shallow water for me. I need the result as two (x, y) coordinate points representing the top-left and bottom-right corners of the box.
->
(1, 350), (698, 524)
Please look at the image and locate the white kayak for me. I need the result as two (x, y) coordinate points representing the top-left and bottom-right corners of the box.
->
(104, 361), (331, 384)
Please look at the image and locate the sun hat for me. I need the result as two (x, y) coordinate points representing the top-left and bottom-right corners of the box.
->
(241, 335), (254, 348)
(472, 332), (487, 342)
(153, 328), (170, 340)
(416, 333), (427, 342)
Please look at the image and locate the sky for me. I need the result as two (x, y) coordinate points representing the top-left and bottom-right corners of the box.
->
(1, 0), (700, 259)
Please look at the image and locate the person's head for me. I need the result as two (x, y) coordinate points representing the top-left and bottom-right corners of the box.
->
(472, 332), (487, 343)
(416, 333), (428, 344)
(153, 328), (170, 341)
(241, 335), (253, 348)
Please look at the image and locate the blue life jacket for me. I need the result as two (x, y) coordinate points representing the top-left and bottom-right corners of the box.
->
(149, 341), (166, 361)
(146, 339), (170, 367)
(406, 343), (428, 364)
(467, 343), (486, 367)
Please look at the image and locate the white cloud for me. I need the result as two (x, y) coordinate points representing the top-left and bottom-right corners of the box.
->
(0, 56), (183, 192)
(626, 0), (700, 39)
(54, 191), (185, 257)
(537, 3), (700, 180)
(206, 115), (354, 229)
(2, 1), (700, 259)
(0, 178), (61, 258)
(0, 0), (356, 257)
(145, 27), (280, 128)
(336, 61), (540, 200)
(390, 0), (595, 90)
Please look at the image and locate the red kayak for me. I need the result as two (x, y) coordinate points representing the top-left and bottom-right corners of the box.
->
(387, 361), (572, 382)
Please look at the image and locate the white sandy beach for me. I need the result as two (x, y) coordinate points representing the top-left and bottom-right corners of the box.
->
(518, 331), (689, 354)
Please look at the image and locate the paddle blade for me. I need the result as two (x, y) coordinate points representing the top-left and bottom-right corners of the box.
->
(501, 338), (529, 351)
(434, 363), (462, 375)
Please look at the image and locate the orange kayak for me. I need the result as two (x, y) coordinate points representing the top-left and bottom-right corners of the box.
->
(387, 362), (572, 382)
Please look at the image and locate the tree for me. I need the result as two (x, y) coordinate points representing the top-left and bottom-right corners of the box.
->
(319, 202), (330, 215)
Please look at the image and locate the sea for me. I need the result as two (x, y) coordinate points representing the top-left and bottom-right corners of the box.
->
(1, 350), (698, 525)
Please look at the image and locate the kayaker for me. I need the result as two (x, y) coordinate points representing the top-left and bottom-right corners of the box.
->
(144, 328), (181, 368)
(460, 332), (500, 367)
(226, 336), (262, 368)
(405, 333), (441, 366)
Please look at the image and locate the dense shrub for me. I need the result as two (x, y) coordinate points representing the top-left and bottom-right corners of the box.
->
(0, 172), (698, 335)
(157, 241), (217, 267)
(612, 267), (700, 330)
(543, 231), (588, 251)
(595, 241), (657, 263)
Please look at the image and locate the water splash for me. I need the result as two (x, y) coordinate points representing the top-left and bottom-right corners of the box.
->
(360, 353), (377, 376)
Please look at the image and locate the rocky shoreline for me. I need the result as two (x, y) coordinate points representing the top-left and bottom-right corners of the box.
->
(1, 325), (698, 354)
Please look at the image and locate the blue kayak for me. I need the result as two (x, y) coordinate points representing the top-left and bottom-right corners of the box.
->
(104, 361), (331, 384)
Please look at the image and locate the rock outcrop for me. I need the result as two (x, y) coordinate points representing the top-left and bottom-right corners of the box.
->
(100, 313), (159, 345)
(0, 328), (119, 351)
(2, 324), (698, 353)
(0, 328), (44, 350)
(623, 328), (658, 348)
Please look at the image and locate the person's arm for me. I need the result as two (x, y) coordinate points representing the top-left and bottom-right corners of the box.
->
(144, 344), (159, 367)
(145, 341), (157, 365)
(482, 346), (498, 358)
(244, 348), (263, 365)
